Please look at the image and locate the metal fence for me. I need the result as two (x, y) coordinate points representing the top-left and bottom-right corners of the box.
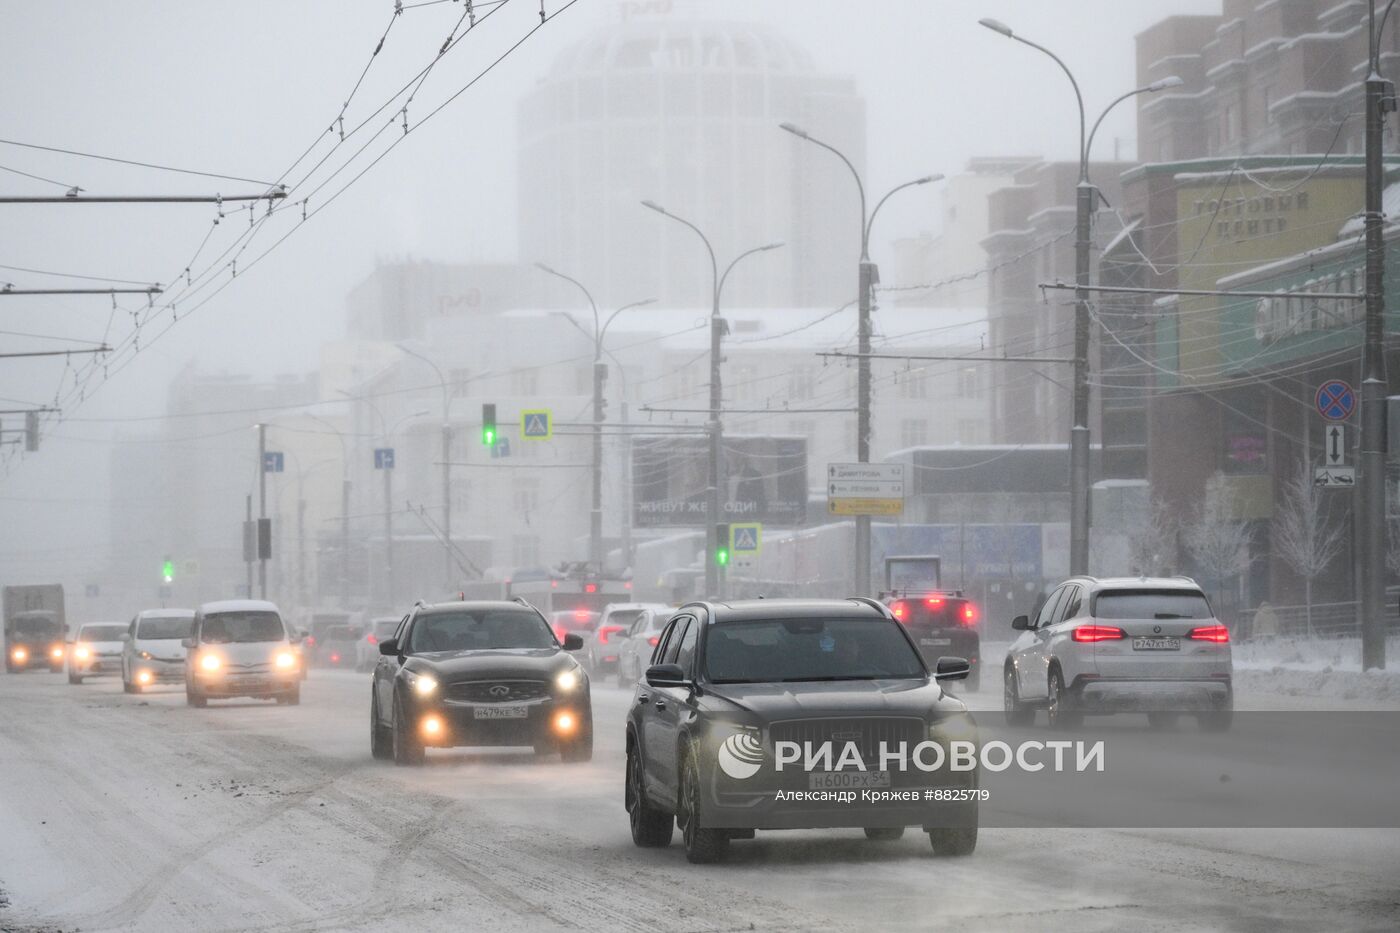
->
(1235, 600), (1394, 640)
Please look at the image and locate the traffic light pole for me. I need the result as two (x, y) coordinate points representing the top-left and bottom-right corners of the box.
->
(258, 423), (267, 599)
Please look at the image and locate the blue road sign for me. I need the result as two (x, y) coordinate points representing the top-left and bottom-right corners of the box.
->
(731, 523), (761, 554)
(1315, 379), (1356, 422)
(374, 447), (395, 470)
(263, 451), (284, 473)
(521, 409), (552, 439)
(491, 436), (512, 459)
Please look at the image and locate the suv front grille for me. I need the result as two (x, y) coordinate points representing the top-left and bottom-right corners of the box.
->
(768, 717), (926, 763)
(446, 680), (549, 703)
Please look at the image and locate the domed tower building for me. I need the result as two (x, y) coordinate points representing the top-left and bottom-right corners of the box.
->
(518, 14), (866, 310)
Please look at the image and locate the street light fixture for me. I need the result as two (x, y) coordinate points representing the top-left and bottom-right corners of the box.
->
(780, 120), (942, 594)
(536, 260), (656, 571)
(980, 14), (1180, 576)
(641, 199), (784, 598)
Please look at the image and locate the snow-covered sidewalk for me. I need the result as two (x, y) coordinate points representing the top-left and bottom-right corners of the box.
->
(1233, 636), (1400, 707)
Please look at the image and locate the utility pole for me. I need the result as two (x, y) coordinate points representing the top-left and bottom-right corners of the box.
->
(780, 122), (941, 595)
(258, 423), (268, 599)
(640, 203), (783, 598)
(1360, 0), (1392, 670)
(384, 454), (394, 608)
(979, 17), (1181, 576)
(245, 494), (254, 598)
(396, 344), (453, 592)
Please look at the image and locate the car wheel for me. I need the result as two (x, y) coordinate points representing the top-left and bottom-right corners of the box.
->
(1147, 712), (1179, 730)
(560, 719), (593, 763)
(679, 744), (729, 864)
(186, 686), (207, 708)
(392, 693), (425, 766)
(864, 827), (905, 841)
(277, 686), (301, 706)
(928, 824), (977, 856)
(1046, 668), (1081, 730)
(625, 741), (673, 847)
(370, 691), (393, 760)
(1003, 665), (1034, 726)
(67, 669), (81, 685)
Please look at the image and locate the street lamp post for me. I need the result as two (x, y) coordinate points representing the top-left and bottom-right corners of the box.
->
(397, 343), (454, 593)
(779, 121), (941, 595)
(536, 262), (655, 572)
(641, 199), (782, 598)
(979, 17), (1181, 576)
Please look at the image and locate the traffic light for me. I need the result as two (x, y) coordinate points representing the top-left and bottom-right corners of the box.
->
(482, 403), (497, 447)
(162, 556), (175, 584)
(714, 523), (731, 566)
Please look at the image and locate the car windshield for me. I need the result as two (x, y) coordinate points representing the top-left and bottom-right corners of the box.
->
(604, 609), (646, 629)
(647, 613), (673, 632)
(138, 614), (193, 639)
(705, 617), (926, 684)
(79, 624), (126, 642)
(1093, 590), (1213, 620)
(200, 611), (286, 644)
(322, 625), (360, 642)
(408, 610), (554, 653)
(551, 611), (599, 632)
(13, 615), (60, 638)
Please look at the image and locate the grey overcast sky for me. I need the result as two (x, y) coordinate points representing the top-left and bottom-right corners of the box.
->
(0, 0), (1218, 559)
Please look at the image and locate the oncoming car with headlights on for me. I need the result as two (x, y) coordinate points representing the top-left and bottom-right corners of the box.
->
(369, 600), (592, 766)
(183, 600), (301, 707)
(625, 598), (979, 863)
(121, 608), (194, 693)
(66, 622), (128, 684)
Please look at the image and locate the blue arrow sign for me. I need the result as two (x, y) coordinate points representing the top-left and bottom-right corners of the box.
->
(263, 451), (284, 473)
(374, 447), (395, 470)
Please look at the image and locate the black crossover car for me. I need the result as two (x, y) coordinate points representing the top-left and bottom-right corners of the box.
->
(370, 600), (592, 765)
(625, 597), (978, 863)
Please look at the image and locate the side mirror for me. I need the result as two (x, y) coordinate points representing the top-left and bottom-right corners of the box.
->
(934, 656), (971, 681)
(1011, 615), (1030, 631)
(378, 637), (400, 656)
(563, 633), (584, 651)
(180, 637), (195, 649)
(645, 663), (687, 688)
(119, 633), (131, 642)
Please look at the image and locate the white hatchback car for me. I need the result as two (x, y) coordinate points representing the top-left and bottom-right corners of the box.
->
(121, 608), (195, 693)
(1004, 576), (1232, 731)
(184, 600), (301, 707)
(66, 622), (128, 684)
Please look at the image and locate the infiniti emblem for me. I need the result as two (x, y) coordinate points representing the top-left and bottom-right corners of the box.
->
(489, 684), (510, 698)
(1153, 625), (1162, 634)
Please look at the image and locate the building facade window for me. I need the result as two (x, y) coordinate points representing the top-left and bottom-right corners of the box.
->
(450, 367), (472, 398)
(788, 367), (816, 401)
(956, 368), (979, 398)
(512, 477), (540, 514)
(512, 369), (539, 396)
(897, 368), (929, 400)
(900, 418), (929, 448)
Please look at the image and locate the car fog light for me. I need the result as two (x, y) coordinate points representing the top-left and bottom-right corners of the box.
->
(420, 714), (444, 737)
(137, 670), (153, 684)
(553, 711), (577, 735)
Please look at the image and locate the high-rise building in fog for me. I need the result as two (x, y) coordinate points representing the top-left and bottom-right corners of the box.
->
(517, 14), (865, 310)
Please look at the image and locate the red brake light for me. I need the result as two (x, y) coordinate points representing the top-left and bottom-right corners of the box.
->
(891, 601), (908, 622)
(1188, 623), (1230, 643)
(647, 635), (660, 647)
(584, 583), (597, 593)
(925, 597), (944, 608)
(961, 603), (978, 625)
(598, 625), (624, 645)
(574, 609), (590, 620)
(366, 634), (378, 645)
(330, 652), (341, 662)
(1072, 625), (1126, 643)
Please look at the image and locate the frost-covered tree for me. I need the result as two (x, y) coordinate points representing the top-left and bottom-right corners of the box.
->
(1272, 460), (1344, 637)
(1185, 471), (1254, 616)
(1127, 496), (1178, 577)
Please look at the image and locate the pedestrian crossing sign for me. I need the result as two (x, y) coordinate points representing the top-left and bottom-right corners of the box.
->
(521, 409), (552, 440)
(731, 523), (761, 554)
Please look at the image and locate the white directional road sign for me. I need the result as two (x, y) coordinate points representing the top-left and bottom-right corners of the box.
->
(1324, 424), (1346, 466)
(827, 462), (904, 515)
(1315, 466), (1355, 488)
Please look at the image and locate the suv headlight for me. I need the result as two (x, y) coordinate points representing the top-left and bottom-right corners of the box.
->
(405, 671), (437, 696)
(274, 651), (297, 670)
(929, 713), (977, 742)
(555, 669), (581, 692)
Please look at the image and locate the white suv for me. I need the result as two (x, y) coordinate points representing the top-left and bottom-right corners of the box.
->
(1003, 576), (1232, 731)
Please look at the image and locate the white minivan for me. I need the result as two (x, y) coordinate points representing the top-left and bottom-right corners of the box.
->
(184, 600), (301, 707)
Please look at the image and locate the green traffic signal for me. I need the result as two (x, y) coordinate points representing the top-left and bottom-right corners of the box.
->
(482, 402), (497, 447)
(715, 546), (730, 566)
(162, 557), (175, 584)
(714, 522), (730, 566)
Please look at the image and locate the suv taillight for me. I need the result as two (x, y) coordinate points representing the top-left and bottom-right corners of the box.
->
(1072, 624), (1126, 642)
(960, 603), (978, 626)
(1188, 623), (1230, 643)
(647, 635), (660, 647)
(598, 625), (624, 645)
(890, 601), (908, 622)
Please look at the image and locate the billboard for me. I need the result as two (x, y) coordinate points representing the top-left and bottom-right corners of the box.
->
(633, 435), (807, 528)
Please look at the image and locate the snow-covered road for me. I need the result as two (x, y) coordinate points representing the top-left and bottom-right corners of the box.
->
(1, 669), (1397, 932)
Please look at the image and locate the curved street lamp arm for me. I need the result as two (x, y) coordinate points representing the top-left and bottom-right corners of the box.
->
(396, 342), (450, 418)
(1086, 86), (1155, 169)
(599, 298), (657, 346)
(1008, 34), (1087, 177)
(781, 127), (868, 256)
(1377, 0), (1398, 68)
(534, 262), (600, 339)
(718, 245), (783, 305)
(867, 177), (943, 247)
(641, 202), (719, 308)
